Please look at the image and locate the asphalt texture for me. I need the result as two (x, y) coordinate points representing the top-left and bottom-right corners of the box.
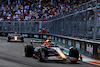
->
(0, 37), (99, 67)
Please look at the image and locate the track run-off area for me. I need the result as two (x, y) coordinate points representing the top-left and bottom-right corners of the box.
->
(0, 37), (98, 67)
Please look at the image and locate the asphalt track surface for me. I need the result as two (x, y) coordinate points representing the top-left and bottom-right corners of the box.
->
(0, 37), (98, 67)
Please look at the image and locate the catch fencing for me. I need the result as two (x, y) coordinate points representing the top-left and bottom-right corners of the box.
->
(0, 21), (39, 33)
(44, 0), (100, 40)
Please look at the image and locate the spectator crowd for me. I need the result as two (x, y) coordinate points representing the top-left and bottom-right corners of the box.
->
(0, 0), (100, 21)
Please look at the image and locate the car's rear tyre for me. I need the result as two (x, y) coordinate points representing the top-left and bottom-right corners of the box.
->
(25, 45), (34, 57)
(69, 48), (79, 58)
(69, 48), (79, 63)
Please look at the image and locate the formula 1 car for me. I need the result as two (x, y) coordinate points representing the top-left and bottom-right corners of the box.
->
(7, 33), (24, 42)
(24, 39), (80, 63)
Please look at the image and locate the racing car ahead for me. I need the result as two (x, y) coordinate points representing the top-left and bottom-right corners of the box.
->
(24, 39), (80, 63)
(7, 33), (24, 42)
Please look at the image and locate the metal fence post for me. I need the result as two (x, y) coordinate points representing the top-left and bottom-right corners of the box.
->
(93, 1), (98, 41)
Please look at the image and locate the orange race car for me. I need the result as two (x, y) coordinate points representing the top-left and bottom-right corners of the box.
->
(25, 39), (80, 63)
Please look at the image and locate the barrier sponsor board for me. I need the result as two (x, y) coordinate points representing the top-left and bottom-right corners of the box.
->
(81, 42), (85, 50)
(86, 44), (93, 54)
(43, 35), (47, 38)
(55, 37), (57, 41)
(52, 36), (54, 40)
(49, 36), (51, 39)
(29, 34), (33, 38)
(8, 33), (11, 36)
(34, 35), (38, 38)
(2, 33), (7, 36)
(22, 34), (28, 37)
(75, 41), (80, 49)
(63, 39), (65, 44)
(68, 40), (71, 46)
(58, 38), (61, 42)
(97, 46), (100, 53)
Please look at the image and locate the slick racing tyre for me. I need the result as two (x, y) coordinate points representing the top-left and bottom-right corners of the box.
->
(69, 48), (79, 58)
(7, 37), (11, 42)
(21, 37), (24, 42)
(25, 45), (34, 57)
(69, 48), (79, 63)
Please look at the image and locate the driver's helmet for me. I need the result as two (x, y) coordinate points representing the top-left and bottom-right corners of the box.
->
(14, 32), (18, 36)
(44, 44), (48, 48)
(46, 39), (51, 43)
(15, 32), (17, 34)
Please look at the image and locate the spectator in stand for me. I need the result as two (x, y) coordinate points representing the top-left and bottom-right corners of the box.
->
(40, 27), (50, 34)
(42, 27), (46, 33)
(38, 29), (41, 33)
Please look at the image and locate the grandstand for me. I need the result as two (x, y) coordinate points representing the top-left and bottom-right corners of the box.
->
(0, 0), (93, 21)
